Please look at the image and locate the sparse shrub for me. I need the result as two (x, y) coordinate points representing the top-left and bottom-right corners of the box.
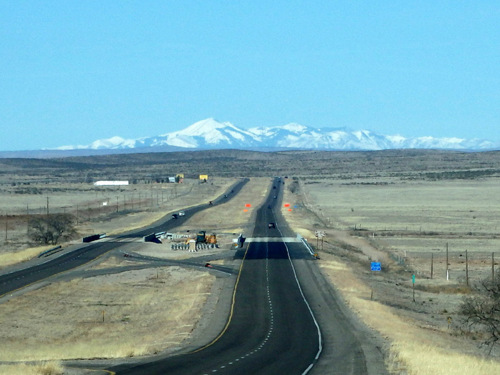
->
(28, 213), (77, 245)
(288, 180), (299, 194)
(459, 271), (500, 354)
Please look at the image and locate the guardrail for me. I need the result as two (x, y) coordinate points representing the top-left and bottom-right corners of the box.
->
(297, 234), (315, 256)
(38, 245), (63, 258)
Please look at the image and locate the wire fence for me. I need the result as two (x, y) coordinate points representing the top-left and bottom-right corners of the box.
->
(393, 249), (497, 284)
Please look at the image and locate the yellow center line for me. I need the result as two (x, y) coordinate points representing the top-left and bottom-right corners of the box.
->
(191, 241), (250, 353)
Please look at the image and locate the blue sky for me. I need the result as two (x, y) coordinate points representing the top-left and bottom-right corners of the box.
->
(1, 1), (499, 151)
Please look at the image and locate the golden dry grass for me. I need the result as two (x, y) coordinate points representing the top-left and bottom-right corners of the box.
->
(170, 177), (271, 235)
(0, 267), (213, 361)
(0, 245), (54, 268)
(0, 361), (63, 375)
(0, 178), (236, 267)
(0, 177), (272, 368)
(388, 342), (499, 375)
(282, 180), (500, 375)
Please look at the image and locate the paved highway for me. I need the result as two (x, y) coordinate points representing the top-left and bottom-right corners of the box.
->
(108, 194), (321, 374)
(106, 178), (386, 374)
(0, 178), (248, 298)
(1, 176), (387, 374)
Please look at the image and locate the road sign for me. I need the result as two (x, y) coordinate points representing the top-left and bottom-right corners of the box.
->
(315, 230), (325, 238)
(412, 274), (415, 284)
(371, 262), (381, 271)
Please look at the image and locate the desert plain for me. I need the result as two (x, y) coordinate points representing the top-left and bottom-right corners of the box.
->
(0, 149), (500, 374)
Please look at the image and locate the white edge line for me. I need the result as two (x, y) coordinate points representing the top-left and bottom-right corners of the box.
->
(276, 223), (323, 374)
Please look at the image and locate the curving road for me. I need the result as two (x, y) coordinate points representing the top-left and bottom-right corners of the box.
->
(0, 178), (248, 298)
(1, 176), (387, 375)
(108, 178), (321, 375)
(107, 178), (387, 375)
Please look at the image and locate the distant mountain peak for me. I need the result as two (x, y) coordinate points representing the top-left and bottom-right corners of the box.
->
(54, 119), (499, 153)
(171, 118), (230, 135)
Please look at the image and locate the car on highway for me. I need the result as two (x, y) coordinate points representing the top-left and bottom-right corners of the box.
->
(268, 222), (276, 229)
(171, 213), (179, 219)
(178, 211), (185, 216)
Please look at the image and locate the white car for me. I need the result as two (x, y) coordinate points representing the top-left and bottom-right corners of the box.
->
(178, 211), (185, 216)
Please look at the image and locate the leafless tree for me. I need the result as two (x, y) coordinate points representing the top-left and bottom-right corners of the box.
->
(459, 271), (500, 354)
(28, 213), (77, 245)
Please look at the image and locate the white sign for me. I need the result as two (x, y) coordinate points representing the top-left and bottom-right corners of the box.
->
(315, 230), (325, 238)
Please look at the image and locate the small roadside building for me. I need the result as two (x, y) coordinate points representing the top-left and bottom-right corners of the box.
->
(93, 181), (129, 186)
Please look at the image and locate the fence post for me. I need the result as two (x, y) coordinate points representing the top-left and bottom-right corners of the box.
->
(446, 242), (449, 281)
(431, 253), (434, 279)
(465, 249), (469, 286)
(493, 252), (495, 282)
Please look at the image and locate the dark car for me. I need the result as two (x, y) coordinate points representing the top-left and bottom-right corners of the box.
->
(171, 213), (179, 219)
(268, 222), (276, 229)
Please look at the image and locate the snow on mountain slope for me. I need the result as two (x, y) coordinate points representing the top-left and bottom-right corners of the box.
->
(161, 118), (260, 147)
(55, 118), (498, 152)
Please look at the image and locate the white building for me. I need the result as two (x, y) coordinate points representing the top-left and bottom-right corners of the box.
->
(93, 181), (129, 186)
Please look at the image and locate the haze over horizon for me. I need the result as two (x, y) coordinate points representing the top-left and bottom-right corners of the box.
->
(1, 2), (499, 151)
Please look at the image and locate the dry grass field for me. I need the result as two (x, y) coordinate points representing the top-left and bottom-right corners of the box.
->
(0, 177), (233, 267)
(300, 178), (500, 283)
(281, 174), (500, 374)
(0, 177), (270, 374)
(2, 149), (500, 374)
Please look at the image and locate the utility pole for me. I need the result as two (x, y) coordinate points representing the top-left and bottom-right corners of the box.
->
(446, 242), (449, 281)
(46, 196), (50, 216)
(431, 253), (434, 279)
(465, 250), (469, 286)
(493, 252), (495, 282)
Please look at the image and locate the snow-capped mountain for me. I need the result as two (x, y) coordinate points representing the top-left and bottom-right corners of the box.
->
(56, 118), (498, 152)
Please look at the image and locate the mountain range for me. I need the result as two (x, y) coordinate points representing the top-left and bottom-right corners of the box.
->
(59, 118), (497, 151)
(1, 118), (497, 158)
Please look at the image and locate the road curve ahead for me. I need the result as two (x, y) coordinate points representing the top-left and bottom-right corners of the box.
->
(108, 179), (322, 375)
(0, 178), (248, 298)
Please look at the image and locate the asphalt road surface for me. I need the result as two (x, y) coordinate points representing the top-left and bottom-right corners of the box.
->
(107, 178), (387, 375)
(0, 178), (248, 298)
(1, 176), (387, 374)
(108, 229), (321, 374)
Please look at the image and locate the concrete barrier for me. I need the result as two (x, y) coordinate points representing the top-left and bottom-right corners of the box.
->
(144, 233), (161, 243)
(83, 233), (106, 243)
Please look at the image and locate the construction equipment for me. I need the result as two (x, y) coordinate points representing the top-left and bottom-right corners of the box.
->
(206, 233), (217, 244)
(193, 231), (217, 244)
(196, 231), (207, 243)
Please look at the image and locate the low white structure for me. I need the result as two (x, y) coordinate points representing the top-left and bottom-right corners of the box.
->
(93, 181), (129, 186)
